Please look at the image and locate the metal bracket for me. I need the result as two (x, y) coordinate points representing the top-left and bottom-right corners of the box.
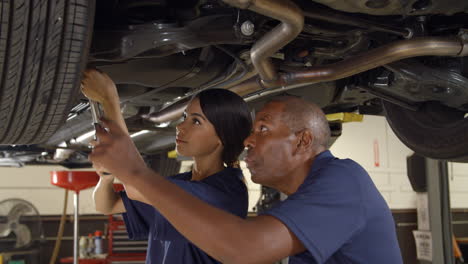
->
(458, 29), (468, 56)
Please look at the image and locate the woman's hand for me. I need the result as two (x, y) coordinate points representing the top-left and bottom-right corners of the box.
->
(81, 69), (119, 105)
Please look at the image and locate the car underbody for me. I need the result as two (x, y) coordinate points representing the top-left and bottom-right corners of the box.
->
(1, 0), (468, 167)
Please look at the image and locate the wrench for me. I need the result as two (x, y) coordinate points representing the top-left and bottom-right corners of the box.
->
(88, 99), (112, 175)
(89, 100), (101, 141)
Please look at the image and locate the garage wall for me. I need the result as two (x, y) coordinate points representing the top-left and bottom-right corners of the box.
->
(330, 115), (468, 209)
(0, 163), (261, 216)
(0, 165), (97, 214)
(1, 115), (467, 215)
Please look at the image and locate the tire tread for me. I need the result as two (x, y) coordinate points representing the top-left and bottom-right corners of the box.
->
(0, 0), (92, 144)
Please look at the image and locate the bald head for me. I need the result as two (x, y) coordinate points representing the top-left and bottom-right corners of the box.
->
(266, 96), (331, 151)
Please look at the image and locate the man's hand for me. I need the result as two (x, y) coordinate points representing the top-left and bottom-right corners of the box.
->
(89, 118), (151, 200)
(89, 118), (305, 264)
(81, 69), (119, 105)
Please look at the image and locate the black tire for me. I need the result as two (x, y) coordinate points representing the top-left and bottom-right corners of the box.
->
(0, 0), (94, 144)
(383, 100), (468, 162)
(406, 153), (427, 192)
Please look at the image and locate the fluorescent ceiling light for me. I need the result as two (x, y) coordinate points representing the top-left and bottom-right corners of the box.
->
(76, 131), (95, 142)
(156, 122), (170, 128)
(130, 130), (151, 138)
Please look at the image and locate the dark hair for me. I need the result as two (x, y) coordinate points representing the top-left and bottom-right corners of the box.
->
(194, 89), (252, 167)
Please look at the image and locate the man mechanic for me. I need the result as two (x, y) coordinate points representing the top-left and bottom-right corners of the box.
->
(89, 88), (403, 263)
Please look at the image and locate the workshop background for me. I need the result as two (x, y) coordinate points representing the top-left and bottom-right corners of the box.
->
(1, 115), (467, 263)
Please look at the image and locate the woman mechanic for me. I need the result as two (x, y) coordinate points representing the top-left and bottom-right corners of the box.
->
(81, 69), (252, 264)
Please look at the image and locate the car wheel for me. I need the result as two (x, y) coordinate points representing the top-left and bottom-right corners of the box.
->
(0, 0), (94, 144)
(383, 100), (468, 162)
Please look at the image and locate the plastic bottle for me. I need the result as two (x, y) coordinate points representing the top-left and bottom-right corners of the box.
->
(87, 233), (95, 257)
(79, 236), (88, 258)
(94, 230), (103, 255)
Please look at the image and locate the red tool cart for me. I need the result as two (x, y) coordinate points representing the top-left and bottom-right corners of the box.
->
(106, 214), (147, 264)
(106, 184), (147, 264)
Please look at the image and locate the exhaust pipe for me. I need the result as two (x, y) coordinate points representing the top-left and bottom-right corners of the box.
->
(143, 98), (189, 124)
(144, 5), (467, 125)
(229, 37), (468, 95)
(223, 0), (304, 85)
(143, 0), (304, 124)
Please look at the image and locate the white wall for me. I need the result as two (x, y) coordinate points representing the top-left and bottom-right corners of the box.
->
(0, 162), (260, 216)
(1, 115), (467, 215)
(0, 166), (97, 215)
(330, 115), (468, 209)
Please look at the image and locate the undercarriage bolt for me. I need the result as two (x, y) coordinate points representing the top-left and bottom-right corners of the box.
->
(241, 20), (255, 36)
